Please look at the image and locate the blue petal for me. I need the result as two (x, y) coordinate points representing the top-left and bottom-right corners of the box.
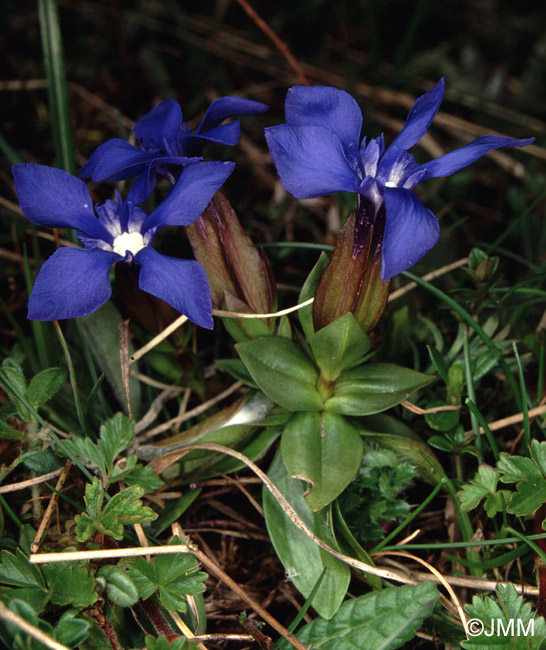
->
(265, 124), (360, 199)
(197, 97), (268, 134)
(80, 139), (158, 182)
(27, 248), (119, 320)
(382, 187), (440, 280)
(379, 79), (445, 175)
(417, 135), (535, 179)
(13, 164), (111, 241)
(283, 86), (362, 153)
(134, 99), (182, 151)
(142, 161), (235, 232)
(136, 247), (213, 328)
(185, 121), (241, 148)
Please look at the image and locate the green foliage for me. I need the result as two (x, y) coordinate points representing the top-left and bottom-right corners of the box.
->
(236, 336), (323, 411)
(462, 584), (546, 649)
(285, 581), (439, 650)
(309, 312), (371, 382)
(339, 445), (415, 540)
(63, 413), (164, 489)
(280, 411), (363, 511)
(97, 565), (139, 607)
(75, 478), (158, 542)
(263, 450), (350, 619)
(498, 440), (546, 516)
(458, 464), (511, 518)
(145, 635), (192, 650)
(127, 539), (207, 612)
(0, 358), (65, 422)
(323, 364), (433, 416)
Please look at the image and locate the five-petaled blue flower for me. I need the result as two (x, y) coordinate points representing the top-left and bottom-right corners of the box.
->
(81, 96), (268, 203)
(265, 79), (534, 280)
(13, 161), (235, 327)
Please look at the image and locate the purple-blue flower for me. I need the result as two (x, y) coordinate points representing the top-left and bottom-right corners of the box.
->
(80, 96), (268, 203)
(265, 79), (534, 280)
(13, 161), (235, 327)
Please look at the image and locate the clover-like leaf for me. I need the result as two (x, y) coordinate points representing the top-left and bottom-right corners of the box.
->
(458, 464), (510, 518)
(462, 584), (546, 649)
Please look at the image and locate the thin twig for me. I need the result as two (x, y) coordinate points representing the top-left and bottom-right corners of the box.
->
(130, 315), (188, 364)
(29, 544), (192, 564)
(0, 468), (63, 494)
(31, 461), (72, 553)
(0, 600), (70, 650)
(118, 319), (132, 418)
(464, 404), (546, 441)
(135, 381), (243, 441)
(212, 297), (314, 320)
(234, 0), (310, 85)
(389, 258), (469, 302)
(402, 401), (460, 415)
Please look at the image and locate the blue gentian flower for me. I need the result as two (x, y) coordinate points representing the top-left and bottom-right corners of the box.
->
(81, 96), (268, 203)
(265, 79), (534, 280)
(13, 161), (235, 327)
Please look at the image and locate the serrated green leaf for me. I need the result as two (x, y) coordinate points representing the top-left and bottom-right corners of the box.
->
(280, 412), (363, 511)
(114, 459), (165, 492)
(458, 465), (510, 518)
(97, 565), (139, 607)
(289, 581), (438, 650)
(462, 584), (546, 649)
(310, 313), (371, 381)
(97, 413), (134, 474)
(498, 446), (546, 516)
(75, 480), (156, 542)
(1, 359), (31, 421)
(27, 367), (66, 408)
(324, 364), (433, 416)
(127, 540), (206, 608)
(50, 566), (97, 607)
(263, 449), (350, 619)
(0, 549), (45, 589)
(22, 449), (63, 474)
(63, 437), (107, 477)
(236, 336), (322, 411)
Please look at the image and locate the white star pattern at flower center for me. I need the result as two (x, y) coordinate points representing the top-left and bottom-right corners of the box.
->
(112, 231), (146, 257)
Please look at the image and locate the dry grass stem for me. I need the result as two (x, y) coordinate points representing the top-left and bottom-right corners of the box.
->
(212, 296), (314, 319)
(130, 315), (188, 364)
(29, 544), (192, 564)
(402, 401), (460, 415)
(389, 258), (469, 302)
(0, 600), (69, 650)
(0, 468), (63, 494)
(136, 381), (243, 441)
(464, 403), (546, 440)
(31, 461), (72, 553)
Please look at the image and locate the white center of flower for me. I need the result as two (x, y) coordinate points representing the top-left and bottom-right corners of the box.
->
(385, 180), (398, 188)
(112, 232), (146, 257)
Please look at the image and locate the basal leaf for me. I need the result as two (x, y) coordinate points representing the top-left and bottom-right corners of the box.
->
(0, 549), (45, 589)
(291, 581), (439, 650)
(263, 449), (350, 619)
(97, 565), (139, 607)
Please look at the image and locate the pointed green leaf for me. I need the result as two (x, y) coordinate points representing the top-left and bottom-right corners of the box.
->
(325, 364), (434, 416)
(310, 313), (371, 381)
(298, 252), (330, 340)
(291, 581), (439, 650)
(281, 412), (363, 511)
(236, 336), (322, 411)
(27, 367), (66, 408)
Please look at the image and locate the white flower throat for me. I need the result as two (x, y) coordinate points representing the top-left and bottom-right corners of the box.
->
(112, 231), (146, 257)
